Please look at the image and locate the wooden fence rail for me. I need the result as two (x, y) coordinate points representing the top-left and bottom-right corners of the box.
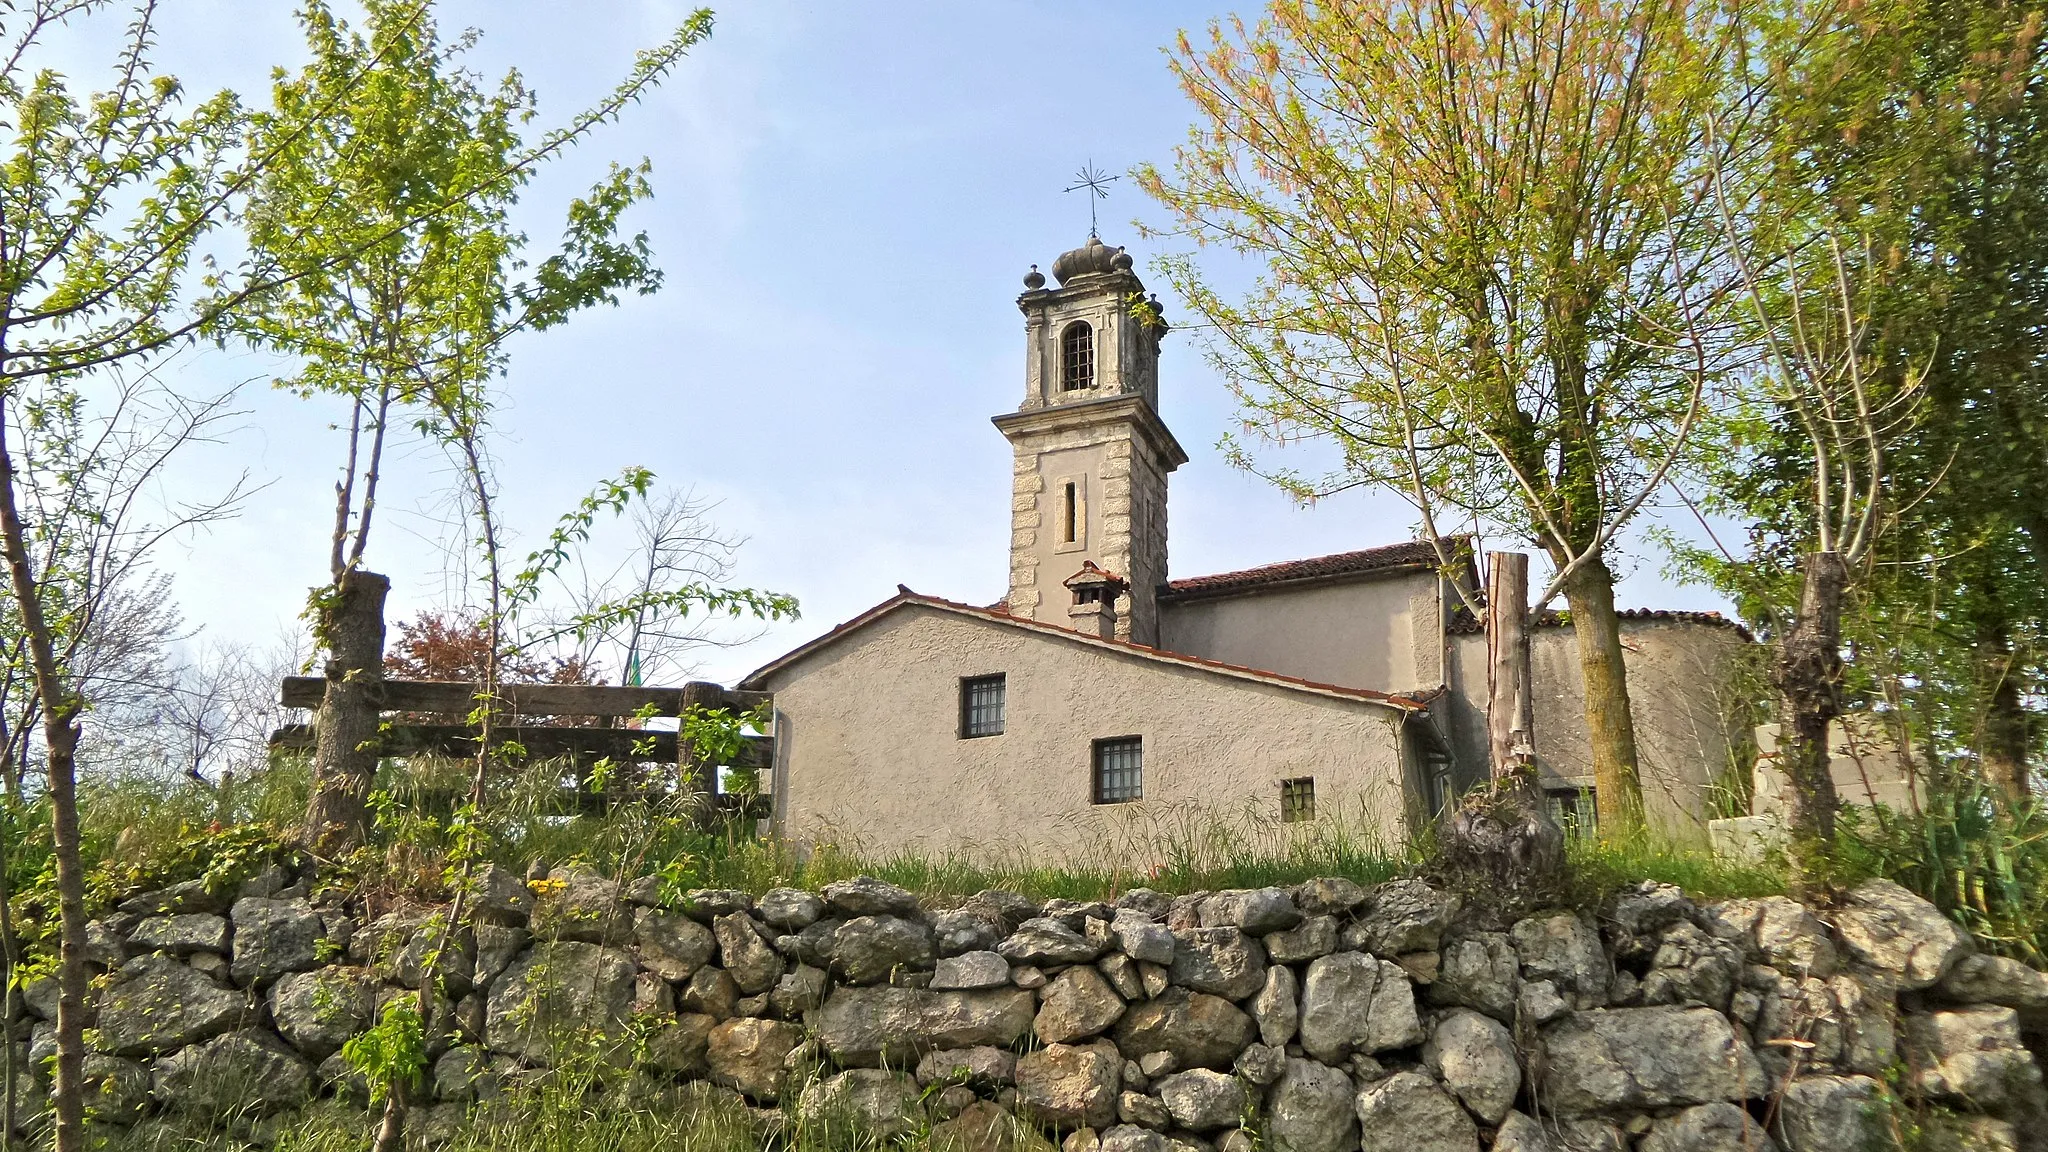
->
(277, 676), (768, 718)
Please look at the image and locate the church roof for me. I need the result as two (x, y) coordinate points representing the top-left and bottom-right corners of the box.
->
(1160, 538), (1470, 601)
(1445, 604), (1754, 641)
(739, 589), (1428, 711)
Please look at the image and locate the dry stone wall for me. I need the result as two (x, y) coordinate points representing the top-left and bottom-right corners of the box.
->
(11, 864), (2048, 1152)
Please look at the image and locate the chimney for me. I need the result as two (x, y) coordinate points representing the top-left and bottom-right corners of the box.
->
(1064, 561), (1127, 640)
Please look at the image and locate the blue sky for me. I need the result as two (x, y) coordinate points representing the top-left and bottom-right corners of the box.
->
(66, 1), (1731, 685)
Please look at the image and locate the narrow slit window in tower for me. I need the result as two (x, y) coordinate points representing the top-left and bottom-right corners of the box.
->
(1061, 321), (1095, 391)
(1062, 482), (1078, 544)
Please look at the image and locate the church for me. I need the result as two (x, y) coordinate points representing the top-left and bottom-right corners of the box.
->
(741, 236), (1751, 861)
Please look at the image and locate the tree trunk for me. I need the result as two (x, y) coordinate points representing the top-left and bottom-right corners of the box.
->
(304, 569), (391, 856)
(1487, 552), (1535, 778)
(1775, 551), (1846, 894)
(1561, 553), (1646, 837)
(1979, 617), (2030, 805)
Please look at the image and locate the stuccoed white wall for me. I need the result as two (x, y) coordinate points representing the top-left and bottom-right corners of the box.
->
(1157, 570), (1446, 695)
(757, 605), (1413, 863)
(1445, 619), (1752, 837)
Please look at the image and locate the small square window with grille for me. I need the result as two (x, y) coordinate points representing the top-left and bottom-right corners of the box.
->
(960, 675), (1005, 739)
(1281, 777), (1315, 823)
(1546, 787), (1598, 838)
(1093, 736), (1142, 804)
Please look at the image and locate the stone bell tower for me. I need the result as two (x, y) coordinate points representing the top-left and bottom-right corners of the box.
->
(993, 236), (1185, 645)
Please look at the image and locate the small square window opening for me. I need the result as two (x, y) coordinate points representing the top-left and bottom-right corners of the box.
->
(960, 675), (1005, 739)
(1281, 777), (1315, 822)
(1545, 787), (1597, 839)
(1093, 736), (1142, 804)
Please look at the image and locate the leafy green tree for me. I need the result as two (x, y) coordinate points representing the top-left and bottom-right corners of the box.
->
(1142, 0), (1737, 836)
(235, 0), (713, 858)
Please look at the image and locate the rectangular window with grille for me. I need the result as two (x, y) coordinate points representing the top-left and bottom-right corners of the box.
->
(959, 675), (1005, 739)
(1093, 736), (1142, 803)
(1546, 787), (1597, 838)
(1281, 777), (1315, 822)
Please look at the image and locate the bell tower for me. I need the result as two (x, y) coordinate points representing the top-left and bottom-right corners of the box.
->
(994, 236), (1185, 645)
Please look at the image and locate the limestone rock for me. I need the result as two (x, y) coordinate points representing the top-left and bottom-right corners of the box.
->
(1426, 1008), (1519, 1124)
(966, 888), (1045, 933)
(823, 876), (920, 919)
(1003, 918), (1103, 966)
(919, 1046), (1020, 1088)
(1348, 880), (1451, 956)
(1431, 933), (1519, 1021)
(681, 965), (741, 1019)
(229, 897), (323, 987)
(1265, 917), (1338, 965)
(1832, 878), (1968, 990)
(1112, 988), (1256, 1071)
(1297, 952), (1423, 1063)
(150, 1028), (311, 1117)
(1923, 1115), (2020, 1152)
(936, 950), (1013, 991)
(1295, 877), (1370, 917)
(1120, 1090), (1173, 1128)
(931, 1100), (1058, 1152)
(681, 888), (754, 921)
(1900, 1006), (2046, 1109)
(1235, 1042), (1286, 1087)
(799, 1068), (927, 1139)
(714, 912), (784, 994)
(644, 1014), (717, 1076)
(484, 940), (635, 1063)
(1354, 1070), (1478, 1152)
(84, 1054), (151, 1125)
(1828, 972), (1898, 1076)
(707, 1017), (803, 1102)
(1156, 1068), (1247, 1132)
(1537, 1006), (1764, 1115)
(130, 913), (228, 956)
(120, 878), (225, 916)
(1609, 882), (1696, 948)
(1263, 1056), (1354, 1152)
(1775, 1075), (1890, 1152)
(1114, 913), (1177, 966)
(1519, 979), (1570, 1025)
(812, 984), (1035, 1067)
(832, 914), (936, 985)
(1510, 914), (1611, 1009)
(1038, 965), (1128, 1045)
(1752, 898), (1842, 977)
(757, 887), (825, 931)
(97, 955), (247, 1056)
(633, 907), (716, 982)
(938, 911), (1005, 957)
(1100, 953), (1146, 1000)
(1639, 1102), (1779, 1152)
(1100, 1125), (1170, 1152)
(529, 866), (626, 943)
(1639, 921), (1742, 1012)
(1199, 889), (1302, 936)
(794, 918), (844, 969)
(1939, 953), (2048, 1010)
(1169, 928), (1266, 1001)
(475, 923), (529, 985)
(1016, 1041), (1122, 1129)
(268, 966), (375, 1059)
(1252, 964), (1299, 1048)
(468, 863), (531, 925)
(769, 964), (829, 1018)
(431, 1045), (490, 1102)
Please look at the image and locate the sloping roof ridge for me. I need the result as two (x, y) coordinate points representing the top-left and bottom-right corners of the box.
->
(1444, 603), (1754, 640)
(1163, 536), (1471, 599)
(741, 589), (1426, 710)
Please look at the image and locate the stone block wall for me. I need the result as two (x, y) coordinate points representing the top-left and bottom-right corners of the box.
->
(10, 864), (2048, 1152)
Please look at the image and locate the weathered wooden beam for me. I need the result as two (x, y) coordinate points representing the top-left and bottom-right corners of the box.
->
(269, 723), (772, 767)
(279, 677), (770, 718)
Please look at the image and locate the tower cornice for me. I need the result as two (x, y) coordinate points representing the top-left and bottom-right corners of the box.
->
(991, 392), (1189, 471)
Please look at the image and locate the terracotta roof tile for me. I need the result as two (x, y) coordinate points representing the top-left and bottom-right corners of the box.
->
(1446, 605), (1754, 641)
(1162, 538), (1469, 599)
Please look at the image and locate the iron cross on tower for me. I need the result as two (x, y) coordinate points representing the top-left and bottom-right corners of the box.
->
(1064, 161), (1121, 238)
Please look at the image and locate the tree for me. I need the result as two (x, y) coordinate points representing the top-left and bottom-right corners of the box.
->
(237, 0), (712, 859)
(1142, 0), (1735, 836)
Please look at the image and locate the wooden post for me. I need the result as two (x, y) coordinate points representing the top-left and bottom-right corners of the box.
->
(679, 680), (723, 828)
(1486, 552), (1534, 780)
